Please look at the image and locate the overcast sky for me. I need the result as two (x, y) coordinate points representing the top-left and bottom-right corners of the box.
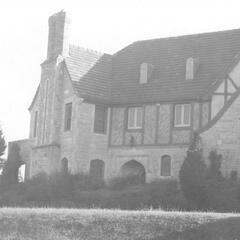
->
(0, 0), (240, 142)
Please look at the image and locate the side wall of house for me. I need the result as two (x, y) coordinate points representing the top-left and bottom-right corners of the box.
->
(29, 60), (65, 176)
(201, 94), (240, 178)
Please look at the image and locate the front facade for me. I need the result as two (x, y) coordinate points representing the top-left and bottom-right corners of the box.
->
(10, 10), (240, 182)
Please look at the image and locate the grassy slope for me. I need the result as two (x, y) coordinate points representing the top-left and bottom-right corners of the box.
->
(0, 208), (240, 240)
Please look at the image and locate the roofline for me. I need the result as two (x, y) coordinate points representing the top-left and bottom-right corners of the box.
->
(114, 27), (240, 56)
(203, 52), (240, 98)
(28, 85), (40, 111)
(80, 94), (209, 106)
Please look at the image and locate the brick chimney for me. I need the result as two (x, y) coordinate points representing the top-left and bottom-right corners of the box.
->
(47, 10), (71, 60)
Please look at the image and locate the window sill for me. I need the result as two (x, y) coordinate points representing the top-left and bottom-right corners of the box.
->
(127, 127), (143, 131)
(173, 125), (191, 130)
(94, 131), (107, 135)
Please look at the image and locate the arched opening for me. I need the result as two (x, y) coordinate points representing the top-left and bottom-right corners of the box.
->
(89, 159), (105, 180)
(18, 164), (26, 182)
(61, 158), (68, 173)
(121, 160), (146, 183)
(161, 155), (171, 177)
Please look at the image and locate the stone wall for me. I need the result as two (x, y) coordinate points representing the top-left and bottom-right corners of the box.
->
(106, 146), (187, 181)
(8, 139), (31, 179)
(201, 94), (240, 177)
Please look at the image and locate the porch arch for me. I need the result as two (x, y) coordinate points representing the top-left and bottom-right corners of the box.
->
(121, 160), (146, 183)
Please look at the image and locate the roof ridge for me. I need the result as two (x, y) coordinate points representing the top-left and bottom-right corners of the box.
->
(69, 44), (104, 56)
(133, 28), (240, 45)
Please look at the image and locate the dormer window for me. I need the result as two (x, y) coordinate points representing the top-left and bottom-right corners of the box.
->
(186, 57), (199, 80)
(139, 62), (154, 84)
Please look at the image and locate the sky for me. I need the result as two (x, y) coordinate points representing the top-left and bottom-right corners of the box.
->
(0, 0), (240, 143)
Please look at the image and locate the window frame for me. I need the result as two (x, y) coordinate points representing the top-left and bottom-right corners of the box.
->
(64, 102), (72, 132)
(160, 155), (171, 177)
(186, 57), (194, 80)
(94, 105), (108, 134)
(127, 107), (143, 129)
(174, 104), (191, 127)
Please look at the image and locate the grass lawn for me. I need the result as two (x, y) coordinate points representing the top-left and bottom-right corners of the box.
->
(0, 208), (240, 240)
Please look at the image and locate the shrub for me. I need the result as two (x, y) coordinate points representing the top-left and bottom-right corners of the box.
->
(73, 173), (105, 191)
(107, 175), (144, 190)
(179, 133), (207, 209)
(206, 179), (240, 212)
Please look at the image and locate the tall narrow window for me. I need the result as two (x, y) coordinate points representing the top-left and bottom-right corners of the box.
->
(89, 159), (105, 181)
(161, 155), (171, 177)
(139, 62), (154, 84)
(186, 57), (194, 80)
(61, 158), (68, 173)
(174, 104), (191, 127)
(94, 105), (107, 134)
(128, 107), (143, 129)
(64, 103), (72, 131)
(33, 111), (38, 138)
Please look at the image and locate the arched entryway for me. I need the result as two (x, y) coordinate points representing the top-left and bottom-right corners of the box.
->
(61, 158), (68, 173)
(89, 159), (105, 180)
(121, 160), (146, 183)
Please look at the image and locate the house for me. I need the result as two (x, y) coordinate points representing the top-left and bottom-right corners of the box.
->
(9, 10), (240, 182)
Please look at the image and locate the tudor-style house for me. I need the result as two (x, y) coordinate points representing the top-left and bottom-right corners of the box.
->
(9, 10), (240, 182)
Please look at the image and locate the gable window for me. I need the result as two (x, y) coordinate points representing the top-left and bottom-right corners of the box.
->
(128, 107), (143, 129)
(64, 103), (72, 131)
(174, 104), (191, 127)
(94, 105), (107, 134)
(186, 57), (194, 80)
(139, 62), (154, 84)
(33, 111), (38, 138)
(161, 155), (171, 177)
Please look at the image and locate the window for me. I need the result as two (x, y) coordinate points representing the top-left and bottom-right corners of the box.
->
(64, 103), (72, 131)
(61, 158), (68, 173)
(139, 62), (154, 84)
(128, 107), (143, 129)
(186, 57), (194, 80)
(174, 104), (191, 127)
(89, 159), (105, 181)
(161, 155), (171, 177)
(94, 105), (107, 134)
(33, 111), (38, 138)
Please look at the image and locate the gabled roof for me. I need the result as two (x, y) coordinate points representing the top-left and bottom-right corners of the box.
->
(28, 85), (40, 110)
(65, 45), (112, 103)
(65, 28), (240, 104)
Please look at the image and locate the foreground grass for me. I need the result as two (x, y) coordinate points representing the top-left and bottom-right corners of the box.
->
(0, 208), (240, 240)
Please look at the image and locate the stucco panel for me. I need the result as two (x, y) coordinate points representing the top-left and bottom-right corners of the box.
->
(144, 105), (156, 144)
(158, 105), (171, 144)
(110, 108), (125, 146)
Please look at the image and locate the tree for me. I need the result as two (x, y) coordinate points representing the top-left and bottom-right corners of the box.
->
(1, 143), (24, 188)
(0, 129), (6, 159)
(179, 132), (207, 209)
